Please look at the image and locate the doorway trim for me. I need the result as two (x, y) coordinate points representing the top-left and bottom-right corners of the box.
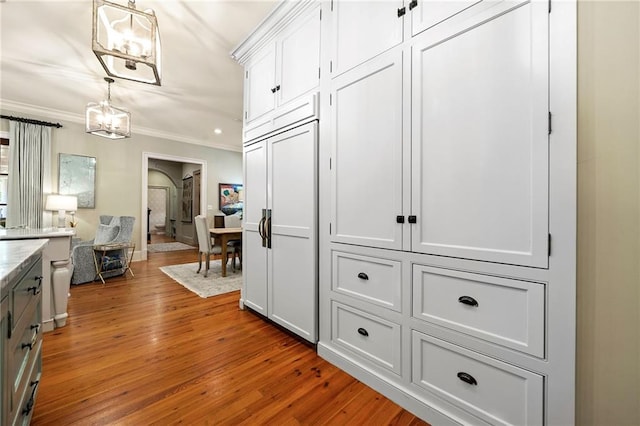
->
(141, 152), (207, 261)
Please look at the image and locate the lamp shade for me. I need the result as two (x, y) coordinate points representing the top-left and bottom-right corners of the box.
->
(92, 0), (162, 86)
(46, 195), (78, 212)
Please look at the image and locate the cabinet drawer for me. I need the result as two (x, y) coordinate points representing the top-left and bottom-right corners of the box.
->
(11, 258), (42, 333)
(13, 347), (41, 426)
(413, 266), (545, 357)
(10, 304), (42, 399)
(412, 332), (543, 426)
(331, 301), (401, 375)
(332, 251), (402, 311)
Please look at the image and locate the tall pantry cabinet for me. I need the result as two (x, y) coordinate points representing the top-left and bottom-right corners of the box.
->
(235, 0), (577, 424)
(232, 1), (321, 343)
(319, 1), (576, 425)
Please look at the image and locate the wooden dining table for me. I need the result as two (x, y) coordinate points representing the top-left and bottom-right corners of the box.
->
(209, 227), (242, 277)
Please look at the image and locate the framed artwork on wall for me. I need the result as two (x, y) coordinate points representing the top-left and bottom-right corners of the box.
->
(58, 153), (96, 208)
(219, 183), (243, 215)
(182, 176), (193, 223)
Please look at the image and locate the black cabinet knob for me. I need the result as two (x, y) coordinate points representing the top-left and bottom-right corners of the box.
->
(408, 215), (417, 224)
(276, 85), (281, 91)
(396, 215), (405, 224)
(271, 87), (276, 93)
(409, 0), (418, 10)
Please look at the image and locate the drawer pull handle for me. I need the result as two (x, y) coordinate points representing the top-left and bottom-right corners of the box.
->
(357, 327), (369, 337)
(22, 380), (39, 415)
(357, 272), (369, 280)
(457, 372), (478, 386)
(458, 296), (478, 307)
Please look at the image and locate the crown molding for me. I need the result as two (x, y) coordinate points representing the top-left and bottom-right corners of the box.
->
(0, 99), (242, 153)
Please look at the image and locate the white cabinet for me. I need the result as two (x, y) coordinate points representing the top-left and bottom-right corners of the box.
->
(330, 1), (549, 268)
(319, 0), (576, 425)
(330, 49), (406, 250)
(241, 3), (321, 141)
(243, 122), (318, 343)
(330, 0), (404, 78)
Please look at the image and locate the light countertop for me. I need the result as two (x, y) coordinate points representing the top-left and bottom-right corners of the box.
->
(0, 228), (75, 240)
(0, 239), (49, 298)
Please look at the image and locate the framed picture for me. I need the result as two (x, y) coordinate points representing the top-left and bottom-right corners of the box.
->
(182, 176), (193, 223)
(219, 183), (243, 215)
(58, 153), (96, 208)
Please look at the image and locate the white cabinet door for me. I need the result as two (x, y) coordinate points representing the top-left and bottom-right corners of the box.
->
(268, 122), (318, 342)
(330, 0), (404, 78)
(243, 141), (268, 315)
(277, 5), (321, 107)
(410, 0), (481, 36)
(331, 49), (405, 250)
(411, 1), (549, 267)
(245, 45), (276, 127)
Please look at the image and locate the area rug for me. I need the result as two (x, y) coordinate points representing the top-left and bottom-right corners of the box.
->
(148, 242), (195, 253)
(159, 262), (242, 298)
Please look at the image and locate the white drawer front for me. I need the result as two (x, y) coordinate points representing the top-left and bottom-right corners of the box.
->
(332, 301), (401, 374)
(332, 251), (402, 311)
(412, 332), (543, 426)
(413, 266), (545, 357)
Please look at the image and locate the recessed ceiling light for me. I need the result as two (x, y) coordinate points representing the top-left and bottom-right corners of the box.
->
(214, 128), (223, 135)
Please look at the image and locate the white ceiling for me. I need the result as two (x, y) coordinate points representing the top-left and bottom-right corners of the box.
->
(0, 0), (278, 151)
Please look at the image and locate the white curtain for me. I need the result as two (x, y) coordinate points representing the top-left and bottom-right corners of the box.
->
(7, 121), (51, 228)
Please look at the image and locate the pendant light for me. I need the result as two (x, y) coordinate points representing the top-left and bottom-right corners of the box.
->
(85, 77), (131, 139)
(92, 0), (161, 86)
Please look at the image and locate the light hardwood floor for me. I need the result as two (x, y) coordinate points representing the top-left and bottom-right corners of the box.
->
(31, 244), (428, 425)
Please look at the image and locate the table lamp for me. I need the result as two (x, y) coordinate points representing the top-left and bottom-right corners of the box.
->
(46, 195), (78, 228)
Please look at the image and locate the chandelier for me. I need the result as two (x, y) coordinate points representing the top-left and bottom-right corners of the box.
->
(92, 0), (161, 86)
(85, 77), (131, 139)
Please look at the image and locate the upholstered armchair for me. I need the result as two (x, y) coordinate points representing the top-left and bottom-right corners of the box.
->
(71, 215), (135, 285)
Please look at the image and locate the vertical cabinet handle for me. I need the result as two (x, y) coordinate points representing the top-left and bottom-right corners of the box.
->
(458, 296), (479, 307)
(457, 372), (478, 386)
(357, 272), (369, 280)
(357, 327), (369, 337)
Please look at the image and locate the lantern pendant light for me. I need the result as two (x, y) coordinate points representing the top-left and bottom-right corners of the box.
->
(92, 0), (161, 85)
(85, 77), (131, 139)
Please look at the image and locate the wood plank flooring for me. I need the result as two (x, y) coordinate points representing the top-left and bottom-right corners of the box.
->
(31, 245), (428, 425)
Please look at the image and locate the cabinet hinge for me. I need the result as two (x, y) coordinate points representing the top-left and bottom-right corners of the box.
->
(318, 67), (321, 79)
(330, 93), (332, 106)
(245, 70), (248, 79)
(329, 157), (332, 170)
(397, 6), (406, 17)
(329, 223), (332, 235)
(548, 233), (552, 256)
(320, 8), (322, 20)
(7, 311), (11, 338)
(548, 0), (551, 13)
(331, 0), (333, 11)
(330, 61), (333, 73)
(245, 111), (248, 120)
(548, 111), (552, 135)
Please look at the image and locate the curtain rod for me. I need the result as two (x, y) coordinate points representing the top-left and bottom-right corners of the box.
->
(0, 114), (63, 128)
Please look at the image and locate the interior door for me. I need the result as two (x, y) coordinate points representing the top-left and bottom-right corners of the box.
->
(268, 121), (317, 342)
(411, 1), (549, 267)
(243, 141), (268, 314)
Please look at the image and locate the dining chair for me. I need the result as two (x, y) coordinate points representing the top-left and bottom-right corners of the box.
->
(194, 215), (232, 277)
(223, 213), (243, 270)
